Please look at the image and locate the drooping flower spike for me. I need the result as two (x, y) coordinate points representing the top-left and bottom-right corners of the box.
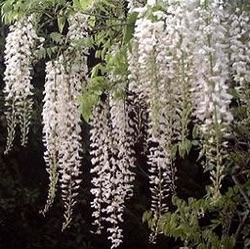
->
(3, 15), (42, 153)
(41, 12), (88, 230)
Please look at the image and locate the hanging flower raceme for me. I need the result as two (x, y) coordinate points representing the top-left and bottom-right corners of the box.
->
(108, 94), (136, 246)
(58, 55), (84, 230)
(127, 31), (149, 154)
(90, 100), (111, 235)
(110, 94), (136, 201)
(59, 15), (88, 229)
(41, 54), (84, 230)
(67, 12), (89, 46)
(3, 15), (42, 154)
(41, 60), (61, 215)
(41, 12), (88, 230)
(107, 46), (136, 202)
(192, 0), (233, 199)
(228, 8), (250, 123)
(90, 99), (123, 249)
(163, 0), (197, 155)
(90, 45), (136, 247)
(90, 96), (135, 249)
(132, 8), (178, 242)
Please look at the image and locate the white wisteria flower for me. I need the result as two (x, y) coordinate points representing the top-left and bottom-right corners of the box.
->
(3, 14), (42, 153)
(131, 8), (178, 242)
(127, 0), (145, 12)
(191, 0), (233, 199)
(90, 87), (137, 248)
(228, 8), (250, 122)
(58, 54), (84, 230)
(41, 12), (88, 229)
(41, 60), (61, 215)
(90, 101), (112, 234)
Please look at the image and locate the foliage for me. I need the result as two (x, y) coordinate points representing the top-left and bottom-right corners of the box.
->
(143, 187), (241, 248)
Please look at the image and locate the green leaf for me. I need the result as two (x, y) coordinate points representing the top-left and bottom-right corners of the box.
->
(49, 32), (65, 45)
(178, 143), (186, 158)
(192, 125), (200, 139)
(185, 139), (192, 154)
(142, 211), (152, 223)
(171, 144), (178, 158)
(72, 0), (81, 9)
(81, 93), (100, 122)
(88, 15), (96, 28)
(57, 15), (66, 33)
(122, 11), (138, 45)
(78, 0), (94, 10)
(1, 0), (18, 24)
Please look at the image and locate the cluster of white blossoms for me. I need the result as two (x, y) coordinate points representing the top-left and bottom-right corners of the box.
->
(68, 12), (89, 46)
(90, 57), (136, 247)
(229, 8), (250, 123)
(90, 95), (136, 248)
(132, 8), (178, 241)
(41, 12), (88, 230)
(90, 99), (127, 248)
(191, 0), (233, 198)
(3, 0), (250, 248)
(90, 101), (111, 235)
(58, 54), (85, 230)
(163, 1), (196, 148)
(3, 15), (42, 153)
(42, 54), (85, 230)
(127, 0), (248, 239)
(41, 59), (61, 215)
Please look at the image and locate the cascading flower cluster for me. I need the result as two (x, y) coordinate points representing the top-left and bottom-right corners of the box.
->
(229, 7), (250, 123)
(42, 54), (85, 229)
(90, 49), (136, 247)
(90, 101), (111, 235)
(163, 1), (196, 152)
(41, 59), (61, 215)
(58, 57), (85, 230)
(3, 0), (250, 248)
(191, 0), (233, 199)
(110, 94), (136, 200)
(3, 15), (42, 153)
(131, 8), (178, 241)
(90, 99), (126, 248)
(41, 12), (88, 230)
(90, 95), (136, 248)
(126, 0), (236, 240)
(68, 12), (89, 47)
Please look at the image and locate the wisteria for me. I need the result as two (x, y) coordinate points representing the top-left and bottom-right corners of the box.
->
(41, 12), (88, 229)
(132, 9), (178, 241)
(3, 14), (42, 153)
(191, 0), (233, 198)
(41, 60), (61, 215)
(41, 53), (85, 229)
(2, 0), (250, 248)
(57, 54), (84, 230)
(90, 101), (111, 235)
(229, 8), (250, 123)
(90, 93), (136, 247)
